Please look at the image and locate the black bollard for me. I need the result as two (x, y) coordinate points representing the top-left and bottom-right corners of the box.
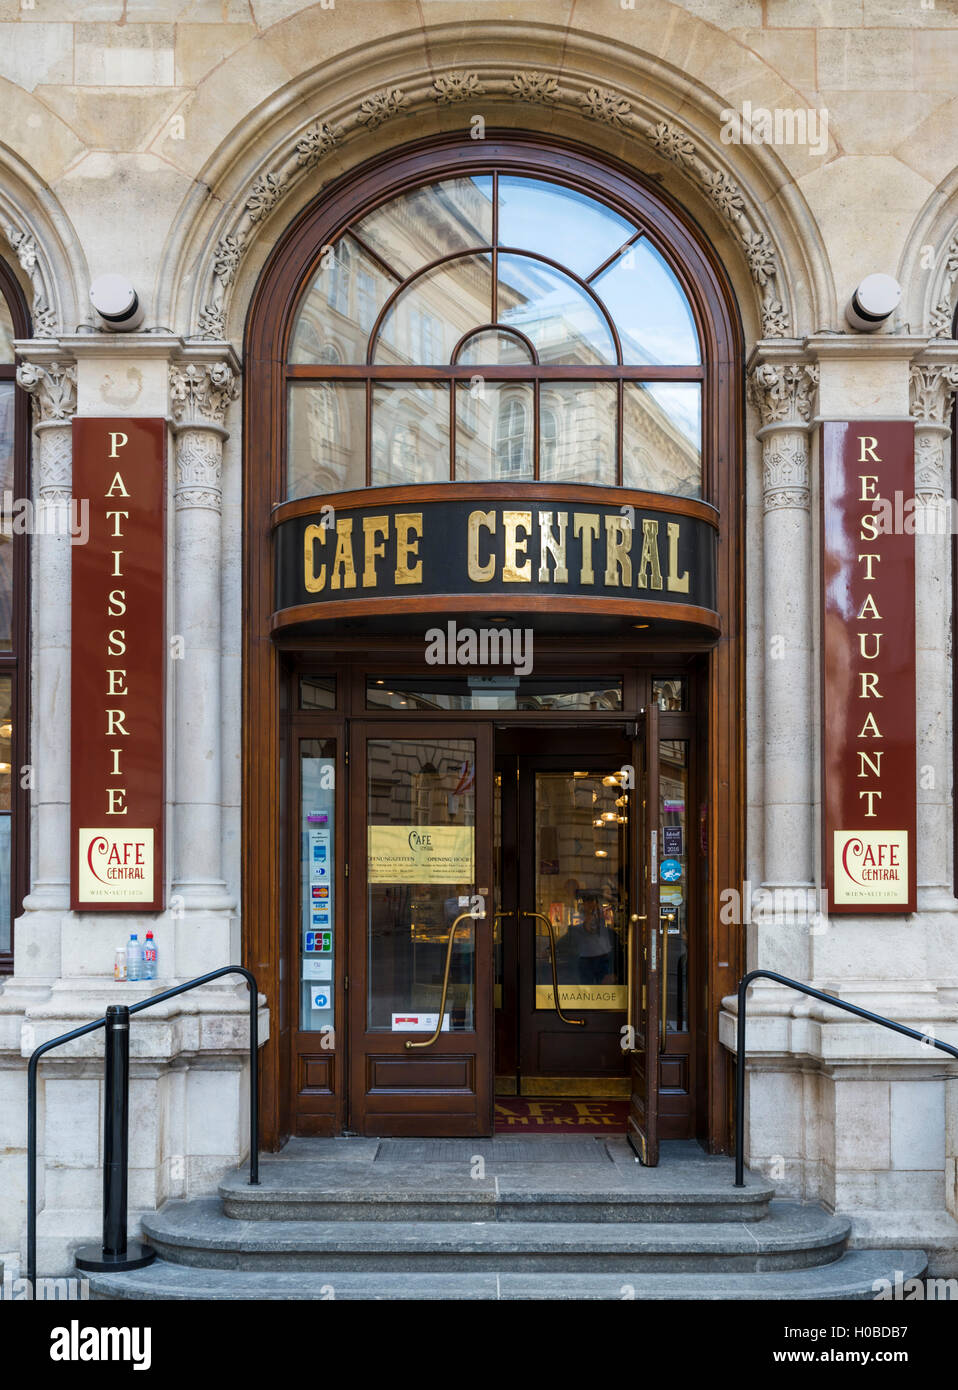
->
(75, 1005), (155, 1272)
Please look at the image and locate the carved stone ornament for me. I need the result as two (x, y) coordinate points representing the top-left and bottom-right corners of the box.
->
(357, 88), (410, 130)
(169, 361), (239, 427)
(174, 430), (224, 511)
(763, 441), (809, 511)
(193, 74), (792, 341)
(578, 87), (632, 128)
(15, 360), (77, 422)
(909, 363), (958, 426)
(1, 219), (57, 337)
(748, 362), (819, 428)
(930, 237), (958, 337)
(432, 73), (485, 105)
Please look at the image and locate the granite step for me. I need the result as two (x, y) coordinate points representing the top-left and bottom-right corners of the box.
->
(86, 1248), (928, 1301)
(219, 1136), (775, 1224)
(142, 1197), (851, 1274)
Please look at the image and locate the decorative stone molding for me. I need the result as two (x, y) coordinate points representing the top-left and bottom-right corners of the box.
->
(189, 68), (795, 343)
(1, 218), (57, 337)
(930, 236), (958, 337)
(748, 361), (819, 429)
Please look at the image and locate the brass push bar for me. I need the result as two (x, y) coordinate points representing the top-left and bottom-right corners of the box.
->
(523, 911), (586, 1027)
(405, 909), (482, 1050)
(627, 913), (647, 1052)
(660, 908), (677, 1053)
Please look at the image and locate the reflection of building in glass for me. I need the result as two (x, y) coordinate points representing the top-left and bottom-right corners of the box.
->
(287, 175), (703, 500)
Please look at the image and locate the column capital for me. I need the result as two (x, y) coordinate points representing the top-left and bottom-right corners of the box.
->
(14, 357), (77, 425)
(169, 345), (241, 432)
(747, 351), (819, 431)
(909, 361), (958, 428)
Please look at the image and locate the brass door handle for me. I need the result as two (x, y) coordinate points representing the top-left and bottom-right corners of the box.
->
(523, 911), (586, 1027)
(405, 910), (483, 1050)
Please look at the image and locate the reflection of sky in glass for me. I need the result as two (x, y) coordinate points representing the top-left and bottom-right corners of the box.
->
(593, 240), (700, 366)
(498, 177), (635, 280)
(640, 383), (701, 449)
(0, 304), (13, 363)
(498, 255), (616, 364)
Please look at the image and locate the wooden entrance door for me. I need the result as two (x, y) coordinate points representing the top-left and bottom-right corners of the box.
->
(495, 730), (639, 1097)
(347, 722), (494, 1135)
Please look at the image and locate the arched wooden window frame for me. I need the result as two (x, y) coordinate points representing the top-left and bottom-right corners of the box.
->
(0, 255), (30, 973)
(244, 133), (745, 1151)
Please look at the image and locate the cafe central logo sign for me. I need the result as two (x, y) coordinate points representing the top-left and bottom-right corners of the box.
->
(822, 421), (916, 913)
(71, 419), (165, 912)
(273, 493), (718, 620)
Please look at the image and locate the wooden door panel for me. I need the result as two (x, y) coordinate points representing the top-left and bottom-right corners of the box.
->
(348, 722), (494, 1136)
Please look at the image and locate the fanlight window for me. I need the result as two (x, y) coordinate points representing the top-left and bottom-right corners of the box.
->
(287, 174), (703, 500)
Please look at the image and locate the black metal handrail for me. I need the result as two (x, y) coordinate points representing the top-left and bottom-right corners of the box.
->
(26, 965), (260, 1290)
(735, 969), (958, 1186)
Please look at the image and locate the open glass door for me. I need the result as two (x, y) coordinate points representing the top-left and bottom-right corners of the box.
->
(348, 722), (494, 1136)
(628, 702), (661, 1164)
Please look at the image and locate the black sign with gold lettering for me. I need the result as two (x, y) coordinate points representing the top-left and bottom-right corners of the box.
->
(274, 497), (717, 619)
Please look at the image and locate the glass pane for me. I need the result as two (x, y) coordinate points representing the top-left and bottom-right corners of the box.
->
(497, 254), (616, 366)
(593, 239), (701, 365)
(371, 382), (449, 485)
(287, 381), (365, 499)
(0, 294), (14, 363)
(300, 675), (337, 710)
(367, 676), (622, 712)
(0, 675), (9, 953)
(659, 740), (689, 1034)
(0, 382), (14, 649)
(372, 254), (492, 365)
(623, 382), (702, 499)
(539, 382), (616, 485)
(653, 677), (687, 711)
(288, 235), (395, 364)
(300, 739), (336, 1031)
(455, 382), (533, 482)
(534, 768), (630, 1011)
(498, 176), (635, 280)
(457, 328), (534, 365)
(354, 177), (493, 280)
(367, 738), (477, 1032)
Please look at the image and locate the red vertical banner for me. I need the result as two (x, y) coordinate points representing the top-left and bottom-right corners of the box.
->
(822, 420), (916, 914)
(71, 418), (165, 911)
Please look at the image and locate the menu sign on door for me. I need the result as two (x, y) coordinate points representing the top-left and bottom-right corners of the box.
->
(822, 420), (916, 913)
(71, 418), (165, 910)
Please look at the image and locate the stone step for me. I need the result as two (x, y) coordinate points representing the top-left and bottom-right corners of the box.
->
(220, 1136), (775, 1224)
(142, 1197), (851, 1274)
(86, 1248), (928, 1301)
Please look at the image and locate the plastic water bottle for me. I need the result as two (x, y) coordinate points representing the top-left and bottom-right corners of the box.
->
(113, 946), (126, 982)
(126, 933), (142, 983)
(144, 930), (157, 980)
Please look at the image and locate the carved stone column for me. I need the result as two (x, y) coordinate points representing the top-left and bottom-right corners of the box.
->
(910, 359), (958, 904)
(168, 353), (239, 918)
(16, 358), (76, 951)
(747, 355), (819, 977)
